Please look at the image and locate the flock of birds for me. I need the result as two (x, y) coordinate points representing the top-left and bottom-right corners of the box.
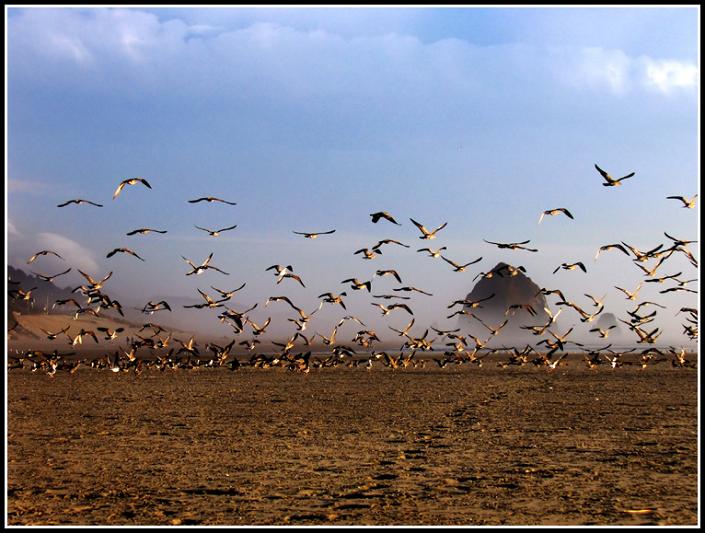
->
(8, 166), (699, 377)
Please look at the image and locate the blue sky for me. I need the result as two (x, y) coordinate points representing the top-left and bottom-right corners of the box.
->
(6, 6), (699, 344)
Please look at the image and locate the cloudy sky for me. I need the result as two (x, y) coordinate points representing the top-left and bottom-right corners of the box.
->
(6, 6), (699, 344)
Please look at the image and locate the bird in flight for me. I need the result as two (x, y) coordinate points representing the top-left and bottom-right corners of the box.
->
(292, 229), (336, 239)
(417, 247), (447, 258)
(188, 197), (237, 205)
(483, 239), (538, 252)
(31, 268), (72, 283)
(409, 218), (448, 240)
(342, 278), (372, 292)
(553, 262), (587, 274)
(374, 269), (403, 284)
(594, 164), (635, 187)
(371, 302), (414, 316)
(615, 282), (643, 301)
(182, 253), (229, 276)
(27, 250), (64, 264)
(594, 243), (630, 261)
(666, 194), (697, 209)
(538, 208), (574, 224)
(370, 211), (401, 225)
(441, 255), (483, 272)
(194, 224), (238, 237)
(106, 247), (146, 261)
(57, 198), (103, 207)
(113, 177), (152, 199)
(126, 228), (167, 236)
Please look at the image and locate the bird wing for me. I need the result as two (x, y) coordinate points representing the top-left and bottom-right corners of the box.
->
(113, 182), (127, 199)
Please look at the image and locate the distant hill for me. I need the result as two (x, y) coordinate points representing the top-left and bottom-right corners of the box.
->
(8, 266), (77, 315)
(459, 262), (552, 345)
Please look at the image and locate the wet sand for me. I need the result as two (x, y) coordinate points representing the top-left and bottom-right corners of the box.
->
(6, 361), (699, 526)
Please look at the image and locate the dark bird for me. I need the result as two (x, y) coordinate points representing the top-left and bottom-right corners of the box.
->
(417, 246), (447, 258)
(393, 286), (433, 296)
(594, 243), (631, 260)
(194, 224), (238, 237)
(113, 177), (152, 199)
(553, 262), (586, 274)
(292, 229), (336, 239)
(106, 247), (145, 261)
(666, 194), (697, 209)
(188, 196), (237, 205)
(31, 268), (72, 283)
(318, 291), (347, 310)
(27, 250), (64, 264)
(342, 278), (372, 292)
(370, 211), (401, 225)
(595, 164), (635, 186)
(57, 198), (103, 207)
(182, 253), (229, 276)
(538, 208), (574, 224)
(483, 239), (538, 252)
(441, 255), (482, 272)
(126, 228), (167, 236)
(374, 269), (403, 283)
(409, 218), (448, 240)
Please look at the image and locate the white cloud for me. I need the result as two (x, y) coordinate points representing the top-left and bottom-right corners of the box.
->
(642, 59), (698, 93)
(36, 232), (100, 274)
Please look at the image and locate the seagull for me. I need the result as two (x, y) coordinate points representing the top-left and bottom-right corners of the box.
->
(441, 255), (482, 272)
(210, 283), (246, 300)
(409, 218), (448, 240)
(57, 199), (103, 207)
(77, 270), (113, 290)
(644, 271), (682, 284)
(615, 282), (643, 300)
(182, 253), (229, 276)
(373, 293), (411, 300)
(31, 268), (72, 283)
(370, 211), (401, 225)
(446, 293), (495, 310)
(27, 250), (64, 264)
(538, 208), (574, 224)
(483, 239), (538, 252)
(266, 264), (294, 280)
(371, 302), (414, 316)
(594, 164), (635, 186)
(278, 272), (306, 287)
(126, 228), (167, 236)
(141, 300), (172, 314)
(666, 194), (697, 209)
(341, 278), (372, 292)
(106, 247), (146, 261)
(96, 327), (125, 341)
(183, 288), (228, 309)
(589, 325), (617, 338)
(417, 247), (447, 258)
(354, 248), (381, 260)
(292, 229), (336, 239)
(194, 224), (238, 237)
(393, 286), (433, 296)
(39, 325), (70, 340)
(188, 196), (237, 205)
(372, 239), (410, 251)
(318, 291), (347, 310)
(113, 177), (152, 199)
(374, 270), (403, 283)
(594, 243), (631, 261)
(584, 293), (607, 307)
(553, 262), (586, 274)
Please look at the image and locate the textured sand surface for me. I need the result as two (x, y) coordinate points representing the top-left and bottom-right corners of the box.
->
(7, 362), (698, 526)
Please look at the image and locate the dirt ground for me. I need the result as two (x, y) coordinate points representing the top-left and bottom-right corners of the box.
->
(6, 360), (699, 526)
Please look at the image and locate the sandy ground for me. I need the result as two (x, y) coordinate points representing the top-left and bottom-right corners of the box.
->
(6, 359), (699, 526)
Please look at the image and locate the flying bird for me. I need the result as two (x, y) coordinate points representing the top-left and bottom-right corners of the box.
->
(483, 239), (538, 252)
(417, 247), (447, 258)
(409, 218), (448, 240)
(292, 229), (336, 239)
(370, 211), (401, 225)
(182, 253), (229, 276)
(188, 197), (237, 205)
(594, 164), (635, 186)
(57, 199), (103, 208)
(113, 177), (152, 199)
(538, 208), (574, 224)
(594, 243), (630, 261)
(666, 194), (697, 209)
(31, 268), (72, 283)
(106, 247), (145, 261)
(126, 228), (167, 236)
(194, 224), (238, 237)
(27, 250), (64, 264)
(374, 270), (403, 283)
(553, 262), (587, 274)
(441, 255), (483, 272)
